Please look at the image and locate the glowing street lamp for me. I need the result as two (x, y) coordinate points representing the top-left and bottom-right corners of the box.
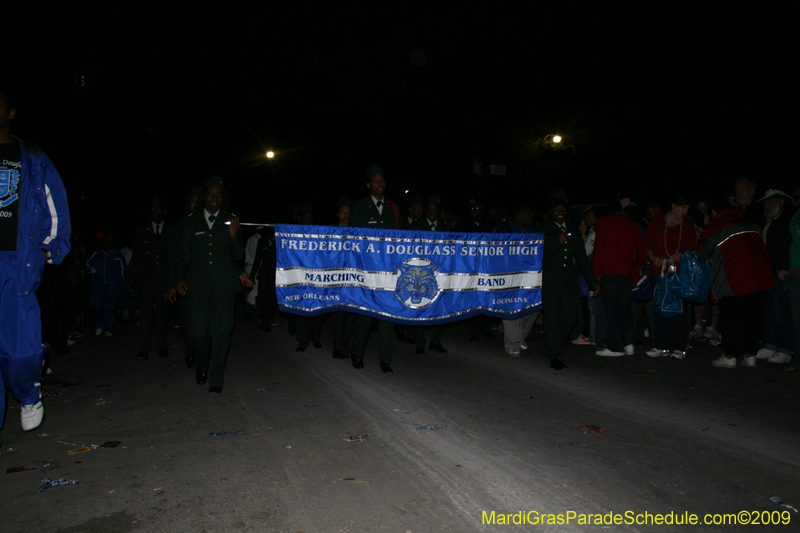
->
(266, 151), (275, 159)
(552, 135), (562, 143)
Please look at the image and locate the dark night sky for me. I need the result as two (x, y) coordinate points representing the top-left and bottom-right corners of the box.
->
(6, 5), (794, 238)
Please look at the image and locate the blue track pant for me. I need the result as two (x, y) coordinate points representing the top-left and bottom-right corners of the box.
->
(0, 254), (45, 429)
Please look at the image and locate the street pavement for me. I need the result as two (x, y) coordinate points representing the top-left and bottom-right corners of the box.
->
(1, 313), (799, 532)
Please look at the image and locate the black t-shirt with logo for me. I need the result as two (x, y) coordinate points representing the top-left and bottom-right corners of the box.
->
(0, 140), (22, 251)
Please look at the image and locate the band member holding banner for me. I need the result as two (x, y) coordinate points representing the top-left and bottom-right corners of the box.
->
(174, 177), (250, 393)
(411, 195), (448, 354)
(330, 196), (356, 359)
(539, 196), (600, 370)
(348, 164), (401, 373)
(294, 204), (323, 352)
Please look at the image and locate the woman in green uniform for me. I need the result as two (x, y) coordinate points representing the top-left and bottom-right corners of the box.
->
(175, 178), (250, 393)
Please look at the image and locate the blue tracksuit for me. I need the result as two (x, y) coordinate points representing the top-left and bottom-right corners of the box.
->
(0, 136), (70, 430)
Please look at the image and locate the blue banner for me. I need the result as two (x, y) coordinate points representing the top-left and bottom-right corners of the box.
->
(275, 224), (542, 325)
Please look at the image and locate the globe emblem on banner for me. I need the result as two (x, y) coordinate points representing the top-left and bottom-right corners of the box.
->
(395, 258), (440, 308)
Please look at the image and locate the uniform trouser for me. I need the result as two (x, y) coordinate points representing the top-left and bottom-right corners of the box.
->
(351, 315), (393, 363)
(256, 279), (278, 325)
(719, 291), (766, 358)
(413, 325), (442, 349)
(189, 293), (236, 387)
(138, 290), (170, 353)
(0, 254), (45, 428)
(543, 282), (580, 361)
(503, 312), (538, 353)
(599, 275), (634, 352)
(761, 273), (794, 354)
(296, 315), (323, 348)
(177, 294), (193, 356)
(467, 315), (491, 337)
(331, 311), (355, 353)
(91, 283), (121, 332)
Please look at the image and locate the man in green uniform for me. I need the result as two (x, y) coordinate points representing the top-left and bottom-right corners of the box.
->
(174, 178), (249, 393)
(127, 196), (171, 361)
(349, 164), (401, 373)
(538, 197), (599, 370)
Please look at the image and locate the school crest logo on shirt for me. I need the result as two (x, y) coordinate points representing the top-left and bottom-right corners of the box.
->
(0, 168), (20, 208)
(395, 258), (440, 308)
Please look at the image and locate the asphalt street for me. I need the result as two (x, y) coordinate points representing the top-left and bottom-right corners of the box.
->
(1, 312), (799, 533)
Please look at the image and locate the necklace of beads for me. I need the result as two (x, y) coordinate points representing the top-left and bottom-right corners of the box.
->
(664, 212), (683, 258)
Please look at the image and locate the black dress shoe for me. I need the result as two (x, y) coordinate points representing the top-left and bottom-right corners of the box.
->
(196, 371), (208, 385)
(469, 335), (480, 343)
(380, 362), (393, 374)
(158, 349), (169, 358)
(296, 345), (306, 352)
(550, 359), (567, 370)
(136, 351), (149, 361)
(209, 386), (222, 394)
(430, 342), (448, 354)
(350, 354), (364, 369)
(313, 341), (322, 348)
(415, 347), (425, 355)
(185, 354), (195, 369)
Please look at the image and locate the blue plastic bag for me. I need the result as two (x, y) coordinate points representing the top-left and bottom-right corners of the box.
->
(631, 262), (654, 302)
(653, 262), (683, 318)
(677, 251), (711, 304)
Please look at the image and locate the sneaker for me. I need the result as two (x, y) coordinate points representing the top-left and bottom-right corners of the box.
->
(689, 325), (704, 341)
(520, 342), (528, 351)
(646, 348), (669, 358)
(571, 335), (591, 345)
(623, 344), (634, 356)
(671, 350), (687, 360)
(103, 331), (113, 337)
(756, 347), (775, 359)
(68, 331), (83, 339)
(741, 356), (757, 367)
(711, 354), (736, 368)
(95, 328), (103, 336)
(703, 327), (719, 339)
(767, 353), (792, 364)
(709, 337), (722, 347)
(596, 348), (625, 357)
(508, 350), (521, 357)
(66, 339), (76, 346)
(21, 401), (45, 432)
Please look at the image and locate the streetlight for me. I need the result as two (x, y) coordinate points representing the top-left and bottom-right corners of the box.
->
(552, 135), (562, 143)
(266, 151), (275, 159)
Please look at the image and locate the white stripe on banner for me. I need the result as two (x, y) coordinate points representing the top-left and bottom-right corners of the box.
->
(276, 268), (541, 292)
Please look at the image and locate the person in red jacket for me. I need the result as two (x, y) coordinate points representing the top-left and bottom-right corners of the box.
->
(697, 198), (775, 368)
(592, 201), (647, 356)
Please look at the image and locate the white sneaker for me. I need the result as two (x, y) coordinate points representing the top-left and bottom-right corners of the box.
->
(767, 353), (791, 364)
(21, 401), (45, 432)
(66, 339), (76, 346)
(689, 325), (704, 341)
(508, 350), (521, 357)
(741, 356), (757, 367)
(703, 327), (718, 339)
(709, 337), (722, 346)
(520, 342), (528, 351)
(756, 347), (775, 359)
(623, 344), (634, 356)
(103, 331), (113, 337)
(711, 355), (736, 368)
(646, 348), (668, 358)
(95, 328), (103, 336)
(596, 348), (625, 357)
(671, 350), (687, 360)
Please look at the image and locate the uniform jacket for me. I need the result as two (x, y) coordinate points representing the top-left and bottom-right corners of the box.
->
(127, 222), (171, 293)
(174, 210), (245, 295)
(537, 220), (598, 289)
(9, 136), (71, 297)
(697, 207), (774, 300)
(411, 217), (446, 232)
(350, 196), (400, 229)
(86, 248), (127, 288)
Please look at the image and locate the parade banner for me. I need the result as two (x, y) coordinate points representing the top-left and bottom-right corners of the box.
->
(275, 224), (542, 325)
